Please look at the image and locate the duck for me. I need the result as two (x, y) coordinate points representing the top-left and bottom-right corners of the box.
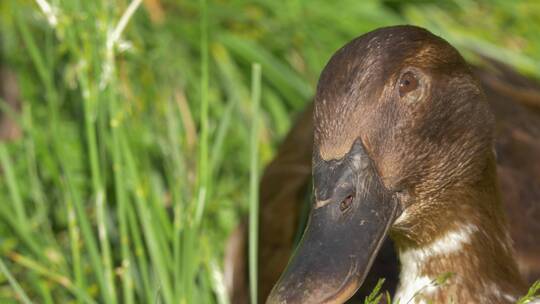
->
(223, 25), (540, 304)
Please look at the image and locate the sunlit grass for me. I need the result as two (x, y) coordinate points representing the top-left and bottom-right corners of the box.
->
(248, 62), (262, 304)
(517, 281), (540, 304)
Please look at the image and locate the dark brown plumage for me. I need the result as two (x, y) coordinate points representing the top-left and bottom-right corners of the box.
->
(225, 25), (540, 304)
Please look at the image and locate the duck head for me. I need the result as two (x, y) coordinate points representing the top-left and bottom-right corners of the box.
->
(267, 25), (496, 304)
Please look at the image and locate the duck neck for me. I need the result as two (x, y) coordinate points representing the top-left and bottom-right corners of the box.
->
(391, 158), (526, 303)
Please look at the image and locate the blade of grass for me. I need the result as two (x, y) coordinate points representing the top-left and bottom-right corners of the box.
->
(249, 63), (262, 304)
(62, 185), (85, 303)
(364, 278), (385, 304)
(13, 7), (51, 88)
(59, 160), (109, 304)
(517, 280), (540, 304)
(0, 207), (41, 261)
(82, 85), (117, 304)
(220, 34), (312, 109)
(22, 104), (49, 235)
(0, 258), (33, 304)
(107, 79), (135, 304)
(201, 235), (230, 304)
(122, 135), (174, 304)
(181, 228), (198, 303)
(149, 173), (173, 240)
(8, 253), (96, 304)
(167, 93), (189, 302)
(111, 112), (135, 304)
(208, 259), (230, 304)
(210, 43), (249, 172)
(35, 277), (54, 304)
(14, 6), (60, 140)
(126, 204), (153, 303)
(0, 144), (28, 229)
(195, 0), (210, 226)
(180, 2), (211, 302)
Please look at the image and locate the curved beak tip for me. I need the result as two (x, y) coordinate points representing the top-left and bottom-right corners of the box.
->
(266, 274), (360, 304)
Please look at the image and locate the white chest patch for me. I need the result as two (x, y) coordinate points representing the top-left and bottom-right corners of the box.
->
(489, 283), (518, 303)
(393, 224), (478, 304)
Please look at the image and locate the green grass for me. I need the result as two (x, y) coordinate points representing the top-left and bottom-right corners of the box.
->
(249, 63), (262, 304)
(0, 0), (539, 303)
(518, 281), (540, 304)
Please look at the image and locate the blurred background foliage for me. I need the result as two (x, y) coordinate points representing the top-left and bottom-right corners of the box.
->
(0, 0), (539, 303)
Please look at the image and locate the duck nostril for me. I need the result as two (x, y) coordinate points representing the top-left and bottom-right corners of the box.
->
(340, 194), (354, 212)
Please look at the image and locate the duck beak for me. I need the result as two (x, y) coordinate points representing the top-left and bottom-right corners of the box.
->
(266, 141), (399, 304)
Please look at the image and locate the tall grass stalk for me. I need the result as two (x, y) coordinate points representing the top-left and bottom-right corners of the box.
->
(249, 63), (262, 304)
(195, 0), (210, 226)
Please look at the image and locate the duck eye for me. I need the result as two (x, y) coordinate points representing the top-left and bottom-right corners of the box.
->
(399, 71), (419, 97)
(339, 194), (354, 212)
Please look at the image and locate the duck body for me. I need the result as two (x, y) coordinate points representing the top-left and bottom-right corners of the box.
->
(250, 26), (540, 304)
